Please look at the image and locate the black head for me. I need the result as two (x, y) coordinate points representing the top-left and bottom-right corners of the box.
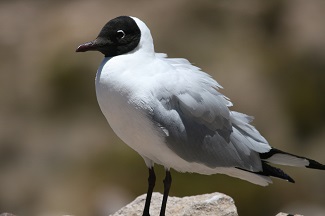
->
(76, 16), (141, 57)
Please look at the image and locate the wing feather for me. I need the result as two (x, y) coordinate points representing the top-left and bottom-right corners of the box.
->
(151, 54), (271, 172)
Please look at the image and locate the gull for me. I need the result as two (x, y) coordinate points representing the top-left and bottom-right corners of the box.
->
(76, 16), (325, 216)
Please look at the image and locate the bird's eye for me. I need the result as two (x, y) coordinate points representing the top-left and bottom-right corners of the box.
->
(116, 30), (126, 39)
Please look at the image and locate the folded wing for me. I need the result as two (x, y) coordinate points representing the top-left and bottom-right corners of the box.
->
(152, 54), (271, 172)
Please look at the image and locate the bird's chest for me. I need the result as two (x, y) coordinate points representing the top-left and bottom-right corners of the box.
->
(95, 65), (163, 156)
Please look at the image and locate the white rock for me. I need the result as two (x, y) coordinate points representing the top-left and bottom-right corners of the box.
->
(109, 192), (238, 216)
(276, 213), (303, 216)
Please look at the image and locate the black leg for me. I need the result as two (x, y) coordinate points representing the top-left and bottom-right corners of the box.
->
(142, 167), (156, 216)
(160, 170), (172, 216)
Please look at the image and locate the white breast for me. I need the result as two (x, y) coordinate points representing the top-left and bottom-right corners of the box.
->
(95, 56), (176, 167)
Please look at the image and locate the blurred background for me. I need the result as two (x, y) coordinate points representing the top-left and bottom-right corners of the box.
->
(0, 0), (325, 215)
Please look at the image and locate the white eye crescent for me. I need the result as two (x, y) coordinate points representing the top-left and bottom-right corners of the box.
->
(116, 30), (126, 39)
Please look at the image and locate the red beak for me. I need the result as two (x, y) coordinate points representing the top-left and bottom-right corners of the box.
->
(76, 41), (97, 52)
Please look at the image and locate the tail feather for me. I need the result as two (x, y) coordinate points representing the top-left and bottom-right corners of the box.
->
(260, 148), (325, 170)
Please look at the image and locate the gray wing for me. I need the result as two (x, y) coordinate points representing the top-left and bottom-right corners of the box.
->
(151, 55), (271, 172)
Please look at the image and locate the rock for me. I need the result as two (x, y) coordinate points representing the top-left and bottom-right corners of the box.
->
(0, 205), (304, 216)
(109, 192), (238, 216)
(275, 213), (303, 216)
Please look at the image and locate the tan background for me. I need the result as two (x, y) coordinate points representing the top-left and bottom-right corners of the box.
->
(0, 0), (325, 215)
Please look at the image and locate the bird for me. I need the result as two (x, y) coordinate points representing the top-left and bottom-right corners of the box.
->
(76, 16), (325, 216)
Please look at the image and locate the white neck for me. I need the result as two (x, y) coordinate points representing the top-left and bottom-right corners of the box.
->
(130, 17), (155, 56)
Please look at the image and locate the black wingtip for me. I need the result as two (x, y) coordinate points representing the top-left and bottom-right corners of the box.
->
(306, 159), (325, 170)
(261, 162), (296, 183)
(287, 176), (295, 183)
(261, 148), (325, 171)
(237, 162), (295, 183)
(260, 148), (283, 160)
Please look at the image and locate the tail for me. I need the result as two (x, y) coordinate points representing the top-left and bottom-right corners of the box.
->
(260, 148), (325, 170)
(256, 148), (325, 183)
(238, 148), (325, 185)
